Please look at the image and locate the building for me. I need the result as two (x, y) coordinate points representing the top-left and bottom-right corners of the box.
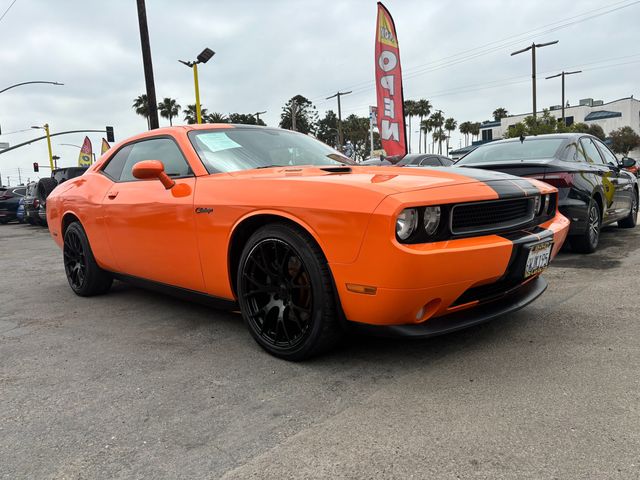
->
(478, 96), (640, 157)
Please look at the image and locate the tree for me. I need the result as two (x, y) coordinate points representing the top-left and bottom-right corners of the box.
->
(609, 126), (640, 155)
(414, 99), (432, 153)
(157, 97), (181, 126)
(444, 118), (457, 153)
(420, 118), (433, 154)
(432, 130), (448, 155)
(317, 110), (339, 147)
(342, 114), (381, 161)
(504, 110), (557, 138)
(492, 107), (508, 122)
(132, 94), (150, 129)
(459, 121), (472, 146)
(429, 111), (444, 153)
(403, 100), (417, 153)
(279, 95), (319, 135)
(183, 104), (209, 124)
(586, 124), (606, 140)
(206, 112), (229, 123)
(469, 122), (481, 142)
(227, 113), (265, 125)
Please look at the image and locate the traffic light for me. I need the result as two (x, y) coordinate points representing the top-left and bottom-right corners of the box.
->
(106, 126), (114, 143)
(33, 162), (39, 172)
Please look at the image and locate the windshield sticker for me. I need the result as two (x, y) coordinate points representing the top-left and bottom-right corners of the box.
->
(198, 132), (242, 153)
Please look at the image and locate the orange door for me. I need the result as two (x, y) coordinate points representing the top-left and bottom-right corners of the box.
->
(100, 136), (205, 292)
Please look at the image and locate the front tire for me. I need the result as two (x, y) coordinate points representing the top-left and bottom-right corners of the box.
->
(618, 190), (638, 228)
(63, 222), (113, 296)
(237, 223), (341, 360)
(569, 199), (601, 254)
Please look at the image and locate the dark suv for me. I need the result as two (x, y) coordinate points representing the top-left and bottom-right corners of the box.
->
(35, 166), (88, 226)
(0, 185), (27, 224)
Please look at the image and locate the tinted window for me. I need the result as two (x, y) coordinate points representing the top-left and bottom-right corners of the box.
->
(574, 142), (588, 163)
(120, 138), (191, 182)
(14, 188), (26, 196)
(419, 156), (441, 166)
(456, 138), (565, 164)
(580, 138), (605, 165)
(594, 139), (619, 166)
(102, 144), (133, 180)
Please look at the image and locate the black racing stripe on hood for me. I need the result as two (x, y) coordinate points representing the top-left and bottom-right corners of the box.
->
(437, 167), (542, 199)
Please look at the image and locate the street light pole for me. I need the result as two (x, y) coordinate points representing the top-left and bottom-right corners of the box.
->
(511, 40), (558, 120)
(545, 70), (582, 125)
(254, 111), (266, 124)
(136, 0), (159, 130)
(32, 124), (54, 170)
(179, 48), (215, 125)
(326, 91), (352, 150)
(0, 81), (63, 95)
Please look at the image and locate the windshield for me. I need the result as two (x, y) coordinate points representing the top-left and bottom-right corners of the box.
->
(456, 138), (565, 164)
(189, 128), (354, 173)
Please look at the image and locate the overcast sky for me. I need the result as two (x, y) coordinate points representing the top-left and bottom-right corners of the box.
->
(0, 0), (638, 183)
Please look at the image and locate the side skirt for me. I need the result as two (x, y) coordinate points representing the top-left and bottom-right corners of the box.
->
(110, 272), (238, 311)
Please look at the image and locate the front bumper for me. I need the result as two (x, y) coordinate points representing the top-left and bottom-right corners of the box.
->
(330, 211), (569, 327)
(347, 276), (547, 338)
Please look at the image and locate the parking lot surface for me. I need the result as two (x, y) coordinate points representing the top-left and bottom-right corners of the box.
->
(1, 223), (639, 479)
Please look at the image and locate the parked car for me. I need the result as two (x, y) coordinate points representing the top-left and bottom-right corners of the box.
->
(16, 197), (25, 223)
(622, 156), (639, 177)
(24, 181), (42, 225)
(362, 153), (453, 167)
(0, 186), (27, 224)
(455, 133), (638, 253)
(34, 167), (88, 227)
(47, 125), (569, 359)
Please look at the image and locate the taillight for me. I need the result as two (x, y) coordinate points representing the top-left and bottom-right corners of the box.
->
(528, 172), (573, 188)
(33, 198), (40, 208)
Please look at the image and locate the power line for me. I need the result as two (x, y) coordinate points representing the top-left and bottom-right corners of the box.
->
(311, 0), (639, 104)
(0, 0), (18, 24)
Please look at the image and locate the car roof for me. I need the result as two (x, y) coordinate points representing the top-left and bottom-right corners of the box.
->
(483, 133), (594, 146)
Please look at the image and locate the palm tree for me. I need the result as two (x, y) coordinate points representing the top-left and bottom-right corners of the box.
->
(183, 104), (209, 124)
(403, 99), (417, 153)
(444, 118), (457, 154)
(132, 94), (150, 129)
(470, 122), (481, 142)
(206, 112), (228, 123)
(492, 107), (509, 122)
(414, 99), (432, 153)
(458, 121), (471, 146)
(432, 130), (448, 155)
(429, 111), (444, 154)
(420, 118), (433, 154)
(158, 97), (181, 126)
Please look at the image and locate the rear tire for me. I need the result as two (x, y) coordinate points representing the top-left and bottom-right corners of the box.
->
(37, 177), (57, 200)
(618, 190), (638, 228)
(569, 199), (601, 254)
(236, 223), (341, 360)
(63, 222), (112, 296)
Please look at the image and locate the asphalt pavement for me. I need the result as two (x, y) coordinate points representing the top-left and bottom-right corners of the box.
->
(1, 223), (639, 479)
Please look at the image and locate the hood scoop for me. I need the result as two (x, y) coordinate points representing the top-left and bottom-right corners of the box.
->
(320, 166), (352, 174)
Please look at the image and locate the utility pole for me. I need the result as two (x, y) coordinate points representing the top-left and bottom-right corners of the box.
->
(136, 0), (159, 130)
(511, 40), (558, 120)
(545, 70), (582, 125)
(254, 111), (266, 124)
(290, 101), (298, 132)
(18, 168), (21, 184)
(326, 91), (352, 150)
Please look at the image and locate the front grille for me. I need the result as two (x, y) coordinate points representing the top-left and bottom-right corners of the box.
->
(450, 198), (534, 235)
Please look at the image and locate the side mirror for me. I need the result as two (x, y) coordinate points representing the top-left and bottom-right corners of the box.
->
(621, 157), (636, 169)
(132, 160), (175, 189)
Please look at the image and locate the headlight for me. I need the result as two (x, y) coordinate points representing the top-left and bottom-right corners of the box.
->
(423, 206), (441, 235)
(396, 208), (418, 240)
(535, 194), (549, 216)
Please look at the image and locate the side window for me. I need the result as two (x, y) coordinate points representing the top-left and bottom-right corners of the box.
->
(102, 144), (133, 180)
(420, 156), (437, 166)
(119, 138), (192, 182)
(594, 139), (619, 166)
(574, 142), (587, 163)
(14, 188), (26, 196)
(580, 138), (605, 165)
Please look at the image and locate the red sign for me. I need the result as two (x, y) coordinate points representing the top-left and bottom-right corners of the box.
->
(375, 2), (406, 156)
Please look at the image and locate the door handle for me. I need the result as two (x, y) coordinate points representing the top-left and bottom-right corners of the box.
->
(107, 191), (119, 199)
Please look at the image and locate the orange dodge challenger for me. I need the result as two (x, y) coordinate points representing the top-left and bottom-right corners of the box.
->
(47, 125), (569, 359)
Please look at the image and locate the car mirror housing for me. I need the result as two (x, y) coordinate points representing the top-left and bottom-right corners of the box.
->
(621, 157), (636, 169)
(132, 160), (175, 189)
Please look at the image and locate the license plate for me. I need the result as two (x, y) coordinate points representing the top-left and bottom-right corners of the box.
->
(524, 241), (553, 278)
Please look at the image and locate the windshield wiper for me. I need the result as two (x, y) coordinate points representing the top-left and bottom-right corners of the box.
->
(254, 164), (287, 169)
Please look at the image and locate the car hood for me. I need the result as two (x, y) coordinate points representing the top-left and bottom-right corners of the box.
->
(226, 165), (530, 195)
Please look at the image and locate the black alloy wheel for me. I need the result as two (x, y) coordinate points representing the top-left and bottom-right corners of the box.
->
(237, 224), (341, 360)
(619, 191), (638, 228)
(63, 222), (113, 296)
(570, 199), (601, 254)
